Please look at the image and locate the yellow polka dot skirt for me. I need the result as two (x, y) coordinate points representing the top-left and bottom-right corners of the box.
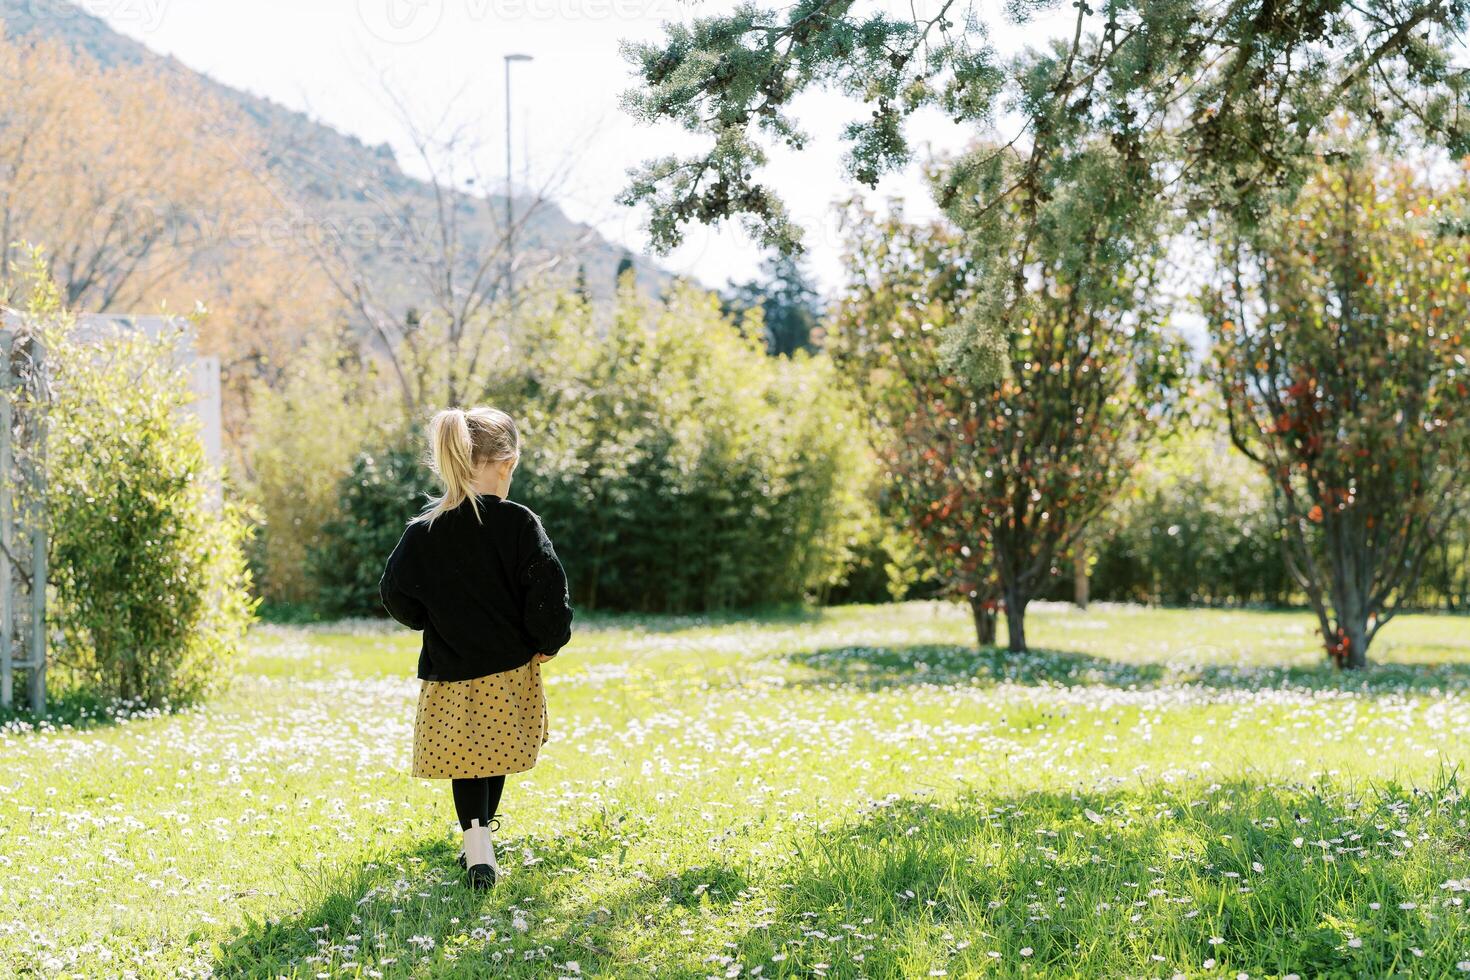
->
(411, 660), (548, 779)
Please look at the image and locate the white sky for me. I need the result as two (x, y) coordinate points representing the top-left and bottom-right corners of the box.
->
(88, 0), (1075, 295)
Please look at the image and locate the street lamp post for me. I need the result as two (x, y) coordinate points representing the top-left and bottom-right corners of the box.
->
(504, 53), (533, 315)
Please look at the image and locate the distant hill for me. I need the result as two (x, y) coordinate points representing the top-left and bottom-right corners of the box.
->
(0, 0), (668, 315)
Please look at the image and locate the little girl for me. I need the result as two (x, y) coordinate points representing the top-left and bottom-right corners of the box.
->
(379, 407), (574, 889)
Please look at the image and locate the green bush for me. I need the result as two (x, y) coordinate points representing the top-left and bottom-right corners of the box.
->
(30, 292), (256, 706)
(1084, 423), (1293, 606)
(307, 440), (430, 618)
(502, 285), (877, 612)
(245, 341), (394, 608)
(303, 284), (881, 616)
(824, 523), (928, 605)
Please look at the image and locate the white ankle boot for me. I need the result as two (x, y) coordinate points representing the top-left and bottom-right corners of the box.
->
(462, 819), (498, 889)
(456, 817), (500, 868)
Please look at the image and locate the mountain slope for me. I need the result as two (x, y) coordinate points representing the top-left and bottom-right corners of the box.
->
(0, 0), (664, 310)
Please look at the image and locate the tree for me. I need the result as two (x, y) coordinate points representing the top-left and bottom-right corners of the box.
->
(615, 251), (636, 287)
(832, 146), (1187, 652)
(1204, 158), (1470, 668)
(0, 30), (256, 308)
(828, 210), (999, 644)
(725, 252), (823, 356)
(0, 27), (342, 450)
(620, 1), (1468, 380)
(575, 263), (590, 303)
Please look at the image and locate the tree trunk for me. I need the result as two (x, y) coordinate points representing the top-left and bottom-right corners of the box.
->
(1331, 597), (1372, 670)
(1073, 539), (1090, 610)
(969, 593), (996, 647)
(1004, 582), (1029, 653)
(1340, 617), (1369, 670)
(1326, 532), (1373, 670)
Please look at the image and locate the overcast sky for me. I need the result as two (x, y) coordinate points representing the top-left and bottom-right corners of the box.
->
(92, 0), (1073, 294)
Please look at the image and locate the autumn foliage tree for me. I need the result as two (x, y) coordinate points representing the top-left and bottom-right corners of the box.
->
(1205, 159), (1470, 669)
(833, 147), (1188, 652)
(0, 25), (340, 444)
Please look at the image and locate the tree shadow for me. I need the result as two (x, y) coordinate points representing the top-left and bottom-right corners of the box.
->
(787, 643), (1164, 689)
(0, 689), (177, 735)
(787, 642), (1470, 695)
(723, 775), (1468, 977)
(210, 774), (1468, 978)
(210, 813), (754, 978)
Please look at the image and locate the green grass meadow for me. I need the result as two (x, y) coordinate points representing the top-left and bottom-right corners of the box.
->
(5, 602), (1470, 977)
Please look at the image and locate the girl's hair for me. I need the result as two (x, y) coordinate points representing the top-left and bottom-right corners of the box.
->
(412, 407), (520, 527)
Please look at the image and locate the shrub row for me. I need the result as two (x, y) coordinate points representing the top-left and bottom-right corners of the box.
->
(270, 286), (887, 618)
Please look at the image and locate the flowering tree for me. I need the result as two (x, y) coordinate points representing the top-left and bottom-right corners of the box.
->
(1205, 160), (1470, 669)
(833, 147), (1188, 652)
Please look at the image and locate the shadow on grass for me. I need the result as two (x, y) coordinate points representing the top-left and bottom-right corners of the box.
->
(726, 774), (1468, 978)
(0, 688), (180, 735)
(787, 643), (1470, 695)
(210, 811), (753, 978)
(213, 775), (1469, 978)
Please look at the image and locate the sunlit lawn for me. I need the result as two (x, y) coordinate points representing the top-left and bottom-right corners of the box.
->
(4, 602), (1470, 977)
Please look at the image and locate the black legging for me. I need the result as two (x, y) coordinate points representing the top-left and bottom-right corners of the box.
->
(451, 776), (505, 831)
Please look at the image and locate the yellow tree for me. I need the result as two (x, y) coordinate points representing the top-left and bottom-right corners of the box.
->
(0, 25), (342, 444)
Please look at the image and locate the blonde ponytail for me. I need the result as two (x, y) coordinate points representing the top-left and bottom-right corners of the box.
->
(412, 407), (520, 527)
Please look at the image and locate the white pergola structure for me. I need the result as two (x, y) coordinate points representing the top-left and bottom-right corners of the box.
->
(0, 312), (222, 714)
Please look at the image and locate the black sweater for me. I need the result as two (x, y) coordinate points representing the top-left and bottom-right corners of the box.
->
(379, 493), (574, 681)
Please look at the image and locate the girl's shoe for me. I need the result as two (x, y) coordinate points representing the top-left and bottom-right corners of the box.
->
(456, 817), (500, 869)
(462, 818), (498, 890)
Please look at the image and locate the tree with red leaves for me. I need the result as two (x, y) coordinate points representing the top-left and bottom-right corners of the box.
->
(1206, 159), (1470, 668)
(832, 250), (1002, 644)
(833, 148), (1188, 652)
